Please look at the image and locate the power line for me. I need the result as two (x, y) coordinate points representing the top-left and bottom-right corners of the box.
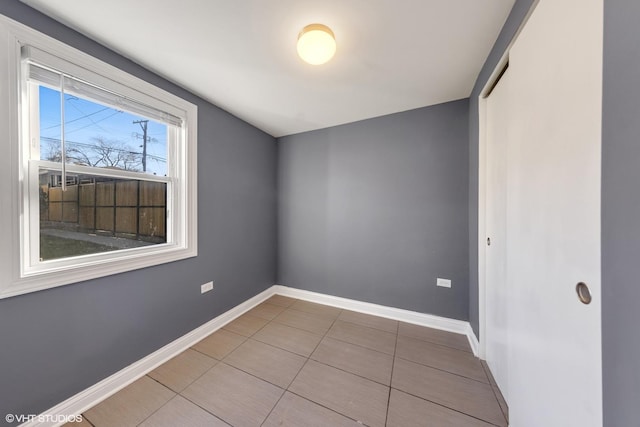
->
(43, 109), (123, 138)
(66, 101), (116, 135)
(42, 106), (110, 130)
(64, 110), (123, 135)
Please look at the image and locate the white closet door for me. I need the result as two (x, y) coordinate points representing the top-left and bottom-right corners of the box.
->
(485, 67), (511, 401)
(505, 0), (603, 425)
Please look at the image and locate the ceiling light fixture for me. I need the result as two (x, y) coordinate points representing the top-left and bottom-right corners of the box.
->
(297, 24), (336, 65)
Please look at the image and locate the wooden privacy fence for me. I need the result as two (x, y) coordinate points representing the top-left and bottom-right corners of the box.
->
(41, 179), (167, 242)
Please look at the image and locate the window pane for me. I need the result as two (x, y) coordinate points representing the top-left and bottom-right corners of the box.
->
(39, 168), (168, 261)
(38, 86), (168, 176)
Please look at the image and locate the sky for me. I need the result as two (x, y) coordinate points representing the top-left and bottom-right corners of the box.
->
(39, 86), (168, 176)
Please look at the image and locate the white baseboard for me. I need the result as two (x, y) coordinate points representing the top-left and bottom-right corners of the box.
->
(21, 286), (278, 427)
(273, 285), (479, 356)
(466, 326), (480, 356)
(25, 284), (477, 427)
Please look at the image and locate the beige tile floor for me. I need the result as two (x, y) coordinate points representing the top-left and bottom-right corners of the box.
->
(72, 296), (509, 427)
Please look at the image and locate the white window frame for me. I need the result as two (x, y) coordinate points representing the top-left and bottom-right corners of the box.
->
(0, 15), (198, 299)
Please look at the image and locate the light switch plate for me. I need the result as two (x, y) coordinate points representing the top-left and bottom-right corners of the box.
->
(437, 278), (452, 288)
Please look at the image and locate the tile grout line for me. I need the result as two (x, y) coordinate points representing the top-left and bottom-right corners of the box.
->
(173, 360), (245, 425)
(269, 313), (335, 336)
(492, 387), (509, 425)
(212, 359), (289, 394)
(280, 304), (341, 318)
(130, 376), (176, 427)
(333, 318), (398, 335)
(285, 303), (348, 407)
(283, 389), (373, 427)
(176, 390), (235, 427)
(286, 302), (344, 384)
(268, 312), (397, 357)
(170, 304), (288, 427)
(208, 301), (293, 426)
(143, 347), (230, 423)
(384, 321), (400, 426)
(397, 334), (474, 354)
(310, 333), (394, 357)
(306, 356), (392, 388)
(238, 300), (399, 388)
(259, 300), (344, 426)
(189, 332), (250, 360)
(243, 333), (320, 359)
(231, 306), (398, 389)
(262, 300), (404, 355)
(394, 353), (492, 386)
(286, 305), (397, 426)
(480, 362), (509, 424)
(258, 300), (337, 332)
(221, 315), (269, 337)
(323, 321), (397, 355)
(389, 387), (506, 427)
(256, 301), (400, 424)
(214, 301), (340, 393)
(249, 334), (323, 359)
(233, 306), (279, 339)
(291, 306), (399, 334)
(85, 373), (179, 426)
(173, 330), (276, 424)
(80, 413), (96, 426)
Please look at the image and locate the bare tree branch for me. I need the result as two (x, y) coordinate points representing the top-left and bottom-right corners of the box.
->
(43, 137), (141, 172)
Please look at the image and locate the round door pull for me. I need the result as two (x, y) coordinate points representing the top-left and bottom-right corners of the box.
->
(576, 282), (592, 305)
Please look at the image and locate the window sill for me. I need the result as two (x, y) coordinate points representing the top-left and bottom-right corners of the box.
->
(1, 243), (197, 300)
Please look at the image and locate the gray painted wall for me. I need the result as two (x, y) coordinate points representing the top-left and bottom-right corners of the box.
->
(0, 1), (277, 421)
(467, 0), (534, 337)
(278, 100), (469, 320)
(602, 1), (640, 425)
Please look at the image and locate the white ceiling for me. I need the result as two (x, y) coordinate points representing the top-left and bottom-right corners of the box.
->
(22, 0), (514, 137)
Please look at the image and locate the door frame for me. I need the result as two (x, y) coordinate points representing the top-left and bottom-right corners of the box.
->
(477, 1), (538, 359)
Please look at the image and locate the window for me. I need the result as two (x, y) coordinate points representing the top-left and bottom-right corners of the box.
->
(0, 17), (197, 298)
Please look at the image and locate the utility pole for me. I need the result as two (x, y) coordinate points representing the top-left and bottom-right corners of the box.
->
(133, 119), (149, 172)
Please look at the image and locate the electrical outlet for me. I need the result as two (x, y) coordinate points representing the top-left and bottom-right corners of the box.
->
(437, 278), (452, 288)
(201, 281), (214, 294)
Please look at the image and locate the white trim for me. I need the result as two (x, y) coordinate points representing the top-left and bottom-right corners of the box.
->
(273, 285), (478, 355)
(478, 94), (488, 360)
(466, 325), (480, 356)
(19, 286), (278, 427)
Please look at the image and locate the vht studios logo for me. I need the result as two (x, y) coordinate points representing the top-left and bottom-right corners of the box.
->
(5, 413), (83, 424)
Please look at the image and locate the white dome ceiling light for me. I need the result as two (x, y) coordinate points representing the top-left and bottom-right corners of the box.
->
(297, 24), (336, 65)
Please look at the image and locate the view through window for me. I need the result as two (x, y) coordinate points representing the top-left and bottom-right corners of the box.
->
(37, 86), (169, 261)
